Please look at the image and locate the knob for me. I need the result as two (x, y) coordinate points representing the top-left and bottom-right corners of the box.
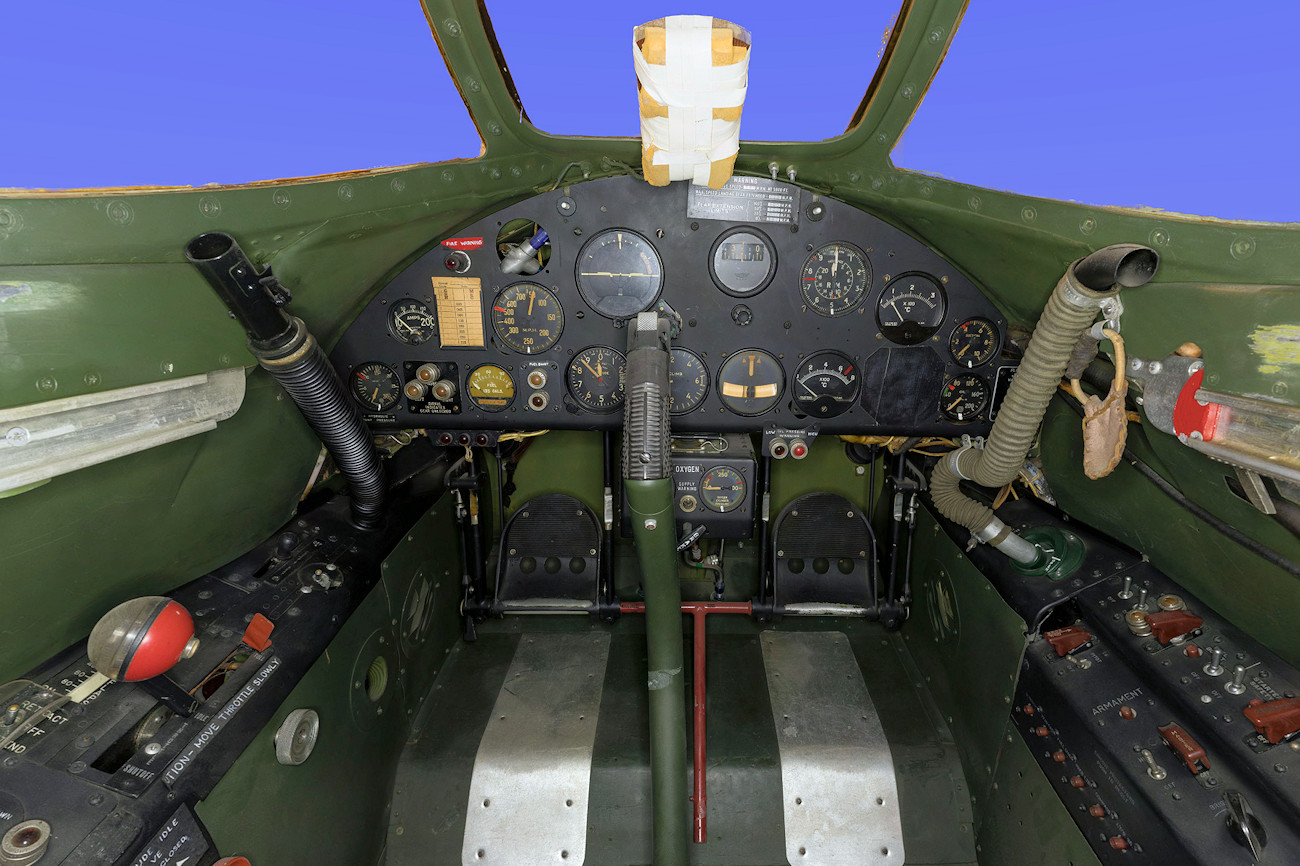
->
(88, 597), (199, 682)
(415, 363), (441, 383)
(404, 380), (427, 400)
(431, 379), (456, 401)
(1225, 664), (1249, 696)
(1223, 790), (1268, 861)
(1204, 647), (1226, 677)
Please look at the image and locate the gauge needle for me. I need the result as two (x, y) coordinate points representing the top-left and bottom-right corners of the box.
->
(947, 397), (963, 411)
(371, 387), (380, 403)
(528, 290), (535, 316)
(747, 355), (756, 376)
(799, 380), (819, 397)
(957, 344), (969, 358)
(582, 359), (600, 378)
(833, 245), (839, 277)
(890, 300), (904, 320)
(580, 271), (652, 278)
(397, 319), (414, 333)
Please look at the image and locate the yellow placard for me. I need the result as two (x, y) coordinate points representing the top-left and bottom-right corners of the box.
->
(431, 277), (485, 348)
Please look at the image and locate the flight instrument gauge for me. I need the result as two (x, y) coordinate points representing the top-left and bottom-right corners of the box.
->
(575, 229), (663, 318)
(567, 346), (626, 412)
(700, 466), (746, 513)
(710, 228), (776, 297)
(940, 374), (989, 423)
(491, 283), (564, 354)
(717, 349), (784, 416)
(466, 364), (515, 412)
(669, 348), (709, 414)
(949, 317), (999, 367)
(390, 299), (436, 345)
(800, 243), (871, 317)
(351, 362), (400, 412)
(792, 351), (860, 418)
(876, 273), (947, 344)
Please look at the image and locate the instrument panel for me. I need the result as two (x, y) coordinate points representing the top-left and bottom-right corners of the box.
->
(331, 176), (1015, 435)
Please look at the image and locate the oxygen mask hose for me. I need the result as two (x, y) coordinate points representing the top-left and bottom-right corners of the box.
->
(929, 244), (1158, 563)
(186, 232), (386, 530)
(622, 311), (689, 865)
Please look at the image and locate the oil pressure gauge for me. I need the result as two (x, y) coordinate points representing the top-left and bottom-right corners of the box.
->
(940, 374), (989, 423)
(351, 363), (400, 412)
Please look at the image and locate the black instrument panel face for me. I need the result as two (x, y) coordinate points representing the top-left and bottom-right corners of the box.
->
(331, 175), (1015, 435)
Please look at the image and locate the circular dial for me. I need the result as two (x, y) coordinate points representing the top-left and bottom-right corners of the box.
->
(710, 228), (776, 297)
(491, 282), (564, 354)
(566, 346), (626, 412)
(351, 363), (400, 412)
(669, 348), (709, 415)
(949, 317), (999, 367)
(876, 273), (947, 344)
(940, 374), (989, 423)
(389, 299), (436, 345)
(575, 229), (663, 318)
(800, 243), (871, 317)
(700, 466), (746, 513)
(716, 349), (784, 416)
(792, 351), (861, 418)
(466, 364), (515, 412)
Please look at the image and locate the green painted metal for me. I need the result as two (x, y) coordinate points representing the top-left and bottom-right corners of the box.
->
(624, 478), (690, 865)
(905, 506), (1029, 825)
(1010, 526), (1086, 581)
(197, 499), (461, 863)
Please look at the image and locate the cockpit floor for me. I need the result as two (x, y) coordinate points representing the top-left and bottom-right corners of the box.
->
(385, 616), (977, 865)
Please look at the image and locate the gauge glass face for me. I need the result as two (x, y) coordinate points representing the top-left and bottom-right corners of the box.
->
(669, 348), (709, 414)
(351, 362), (400, 412)
(800, 243), (871, 317)
(389, 299), (436, 345)
(716, 349), (784, 416)
(700, 466), (746, 513)
(575, 229), (663, 318)
(491, 283), (564, 354)
(940, 374), (989, 423)
(792, 351), (860, 418)
(949, 317), (999, 367)
(566, 346), (626, 412)
(711, 229), (775, 297)
(877, 273), (947, 344)
(466, 364), (515, 412)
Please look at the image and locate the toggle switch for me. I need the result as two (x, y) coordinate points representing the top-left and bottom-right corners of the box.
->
(1144, 609), (1203, 644)
(1045, 625), (1093, 657)
(1243, 697), (1300, 745)
(1226, 664), (1249, 696)
(1159, 723), (1210, 774)
(1204, 646), (1226, 677)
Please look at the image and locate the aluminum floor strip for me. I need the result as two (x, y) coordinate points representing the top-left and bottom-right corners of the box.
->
(461, 631), (610, 866)
(761, 631), (905, 866)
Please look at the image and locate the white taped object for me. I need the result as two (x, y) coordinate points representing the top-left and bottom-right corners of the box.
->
(634, 15), (750, 188)
(0, 368), (246, 495)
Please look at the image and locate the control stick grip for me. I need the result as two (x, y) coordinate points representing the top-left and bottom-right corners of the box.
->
(622, 312), (672, 481)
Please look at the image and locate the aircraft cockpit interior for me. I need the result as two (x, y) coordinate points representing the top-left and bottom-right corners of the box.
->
(3, 3), (1300, 865)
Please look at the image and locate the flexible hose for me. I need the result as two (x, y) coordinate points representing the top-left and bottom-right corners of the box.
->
(258, 320), (386, 529)
(930, 244), (1158, 563)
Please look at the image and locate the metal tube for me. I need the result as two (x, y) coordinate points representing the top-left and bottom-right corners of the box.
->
(625, 479), (690, 866)
(692, 606), (707, 843)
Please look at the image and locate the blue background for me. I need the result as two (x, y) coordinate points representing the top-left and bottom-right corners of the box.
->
(3, 1), (1296, 222)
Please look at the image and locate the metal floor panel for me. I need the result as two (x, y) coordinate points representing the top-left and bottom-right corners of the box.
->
(461, 632), (610, 866)
(761, 631), (905, 866)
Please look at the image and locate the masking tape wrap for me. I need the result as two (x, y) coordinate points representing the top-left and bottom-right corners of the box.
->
(634, 16), (750, 188)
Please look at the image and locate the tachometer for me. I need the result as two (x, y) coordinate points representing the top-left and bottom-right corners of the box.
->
(949, 317), (998, 367)
(466, 364), (516, 412)
(669, 348), (709, 415)
(567, 346), (626, 412)
(710, 227), (776, 297)
(792, 351), (860, 418)
(491, 282), (564, 354)
(700, 466), (746, 513)
(876, 273), (947, 344)
(351, 362), (400, 412)
(940, 374), (989, 423)
(389, 299), (436, 345)
(575, 229), (663, 318)
(800, 243), (871, 317)
(717, 349), (784, 416)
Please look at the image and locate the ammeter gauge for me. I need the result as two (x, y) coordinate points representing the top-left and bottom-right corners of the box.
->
(389, 299), (436, 345)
